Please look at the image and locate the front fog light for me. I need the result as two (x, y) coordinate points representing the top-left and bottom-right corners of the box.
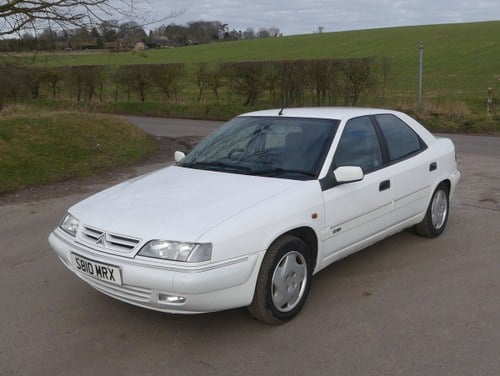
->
(138, 240), (212, 262)
(159, 293), (186, 304)
(59, 213), (79, 236)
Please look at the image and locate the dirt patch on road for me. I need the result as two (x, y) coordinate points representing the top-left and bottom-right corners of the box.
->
(0, 136), (202, 206)
(454, 154), (500, 212)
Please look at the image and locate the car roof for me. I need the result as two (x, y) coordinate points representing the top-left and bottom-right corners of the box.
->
(239, 107), (403, 121)
(238, 106), (437, 147)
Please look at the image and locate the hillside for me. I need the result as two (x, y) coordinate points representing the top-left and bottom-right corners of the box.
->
(24, 21), (500, 112)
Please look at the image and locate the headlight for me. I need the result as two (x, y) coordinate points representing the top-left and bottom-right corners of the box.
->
(138, 240), (212, 262)
(59, 213), (79, 236)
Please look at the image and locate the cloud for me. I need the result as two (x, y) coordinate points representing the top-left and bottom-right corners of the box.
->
(148, 0), (500, 35)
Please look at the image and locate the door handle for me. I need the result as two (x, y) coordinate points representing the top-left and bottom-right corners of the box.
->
(429, 162), (437, 171)
(379, 180), (390, 191)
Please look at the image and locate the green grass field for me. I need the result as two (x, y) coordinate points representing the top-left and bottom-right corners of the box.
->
(28, 21), (500, 111)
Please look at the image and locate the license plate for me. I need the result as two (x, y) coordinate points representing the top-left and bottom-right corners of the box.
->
(70, 253), (122, 286)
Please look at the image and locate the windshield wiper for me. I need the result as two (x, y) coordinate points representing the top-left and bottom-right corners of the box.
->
(181, 161), (251, 173)
(248, 168), (316, 177)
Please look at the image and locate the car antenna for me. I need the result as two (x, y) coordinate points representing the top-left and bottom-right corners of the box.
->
(278, 105), (286, 116)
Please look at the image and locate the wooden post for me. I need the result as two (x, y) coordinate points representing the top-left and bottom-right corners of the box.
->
(487, 87), (493, 116)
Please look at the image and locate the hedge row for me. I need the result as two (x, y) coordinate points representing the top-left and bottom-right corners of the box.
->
(0, 58), (390, 108)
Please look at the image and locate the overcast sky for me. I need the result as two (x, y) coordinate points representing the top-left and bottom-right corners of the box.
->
(148, 0), (500, 35)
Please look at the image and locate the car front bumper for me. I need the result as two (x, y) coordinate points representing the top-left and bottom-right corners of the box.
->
(49, 230), (264, 314)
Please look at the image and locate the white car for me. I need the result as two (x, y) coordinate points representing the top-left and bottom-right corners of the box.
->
(49, 107), (460, 324)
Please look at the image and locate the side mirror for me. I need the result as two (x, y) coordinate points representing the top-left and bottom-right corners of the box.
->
(333, 166), (364, 183)
(174, 151), (186, 163)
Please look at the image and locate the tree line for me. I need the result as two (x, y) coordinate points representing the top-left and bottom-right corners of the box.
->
(0, 58), (391, 108)
(0, 20), (281, 52)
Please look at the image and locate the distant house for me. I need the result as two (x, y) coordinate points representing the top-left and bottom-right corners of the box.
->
(152, 36), (170, 47)
(133, 42), (146, 51)
(106, 41), (125, 51)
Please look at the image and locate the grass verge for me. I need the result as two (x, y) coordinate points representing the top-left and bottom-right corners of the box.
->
(0, 107), (157, 194)
(22, 98), (257, 121)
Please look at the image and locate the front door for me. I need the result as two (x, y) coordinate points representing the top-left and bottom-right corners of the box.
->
(320, 116), (393, 266)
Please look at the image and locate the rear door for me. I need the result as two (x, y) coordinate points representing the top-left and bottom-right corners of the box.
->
(373, 114), (432, 223)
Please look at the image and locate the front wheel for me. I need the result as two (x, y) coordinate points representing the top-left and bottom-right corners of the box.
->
(248, 235), (312, 325)
(415, 183), (449, 238)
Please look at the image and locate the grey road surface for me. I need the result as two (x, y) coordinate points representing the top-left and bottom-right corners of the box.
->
(1, 118), (499, 376)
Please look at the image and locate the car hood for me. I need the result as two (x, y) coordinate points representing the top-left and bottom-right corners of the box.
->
(70, 166), (301, 242)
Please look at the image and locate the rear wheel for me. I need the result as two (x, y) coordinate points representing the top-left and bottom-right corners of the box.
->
(415, 183), (449, 238)
(248, 235), (312, 324)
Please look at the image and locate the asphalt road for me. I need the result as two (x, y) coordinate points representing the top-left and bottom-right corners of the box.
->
(1, 117), (499, 376)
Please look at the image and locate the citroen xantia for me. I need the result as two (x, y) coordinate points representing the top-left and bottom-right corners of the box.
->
(49, 108), (460, 324)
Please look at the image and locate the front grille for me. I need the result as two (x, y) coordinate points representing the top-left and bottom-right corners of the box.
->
(80, 226), (141, 253)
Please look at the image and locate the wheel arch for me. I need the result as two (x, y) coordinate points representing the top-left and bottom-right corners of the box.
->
(439, 179), (451, 193)
(268, 226), (319, 272)
(428, 178), (450, 203)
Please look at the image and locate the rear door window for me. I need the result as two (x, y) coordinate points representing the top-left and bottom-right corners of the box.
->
(376, 114), (424, 161)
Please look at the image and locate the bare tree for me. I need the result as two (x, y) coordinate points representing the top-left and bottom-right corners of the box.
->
(222, 61), (268, 106)
(152, 63), (185, 101)
(207, 64), (223, 103)
(256, 28), (270, 38)
(256, 27), (280, 38)
(341, 58), (375, 105)
(194, 62), (209, 103)
(0, 1), (182, 37)
(267, 26), (280, 37)
(242, 27), (255, 39)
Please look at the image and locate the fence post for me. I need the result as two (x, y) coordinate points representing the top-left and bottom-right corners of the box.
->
(487, 87), (493, 116)
(418, 42), (424, 110)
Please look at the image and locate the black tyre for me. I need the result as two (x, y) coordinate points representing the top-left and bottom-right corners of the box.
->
(248, 235), (312, 325)
(415, 183), (449, 238)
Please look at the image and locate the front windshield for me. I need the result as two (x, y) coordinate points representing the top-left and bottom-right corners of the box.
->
(178, 116), (339, 180)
